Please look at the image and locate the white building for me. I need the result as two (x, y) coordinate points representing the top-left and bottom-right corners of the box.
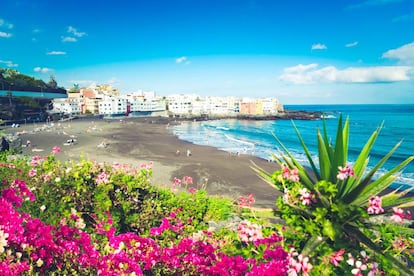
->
(126, 93), (166, 112)
(261, 98), (280, 114)
(166, 94), (199, 115)
(51, 98), (81, 115)
(98, 96), (128, 116)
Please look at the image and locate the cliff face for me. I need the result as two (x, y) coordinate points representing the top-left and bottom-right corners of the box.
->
(0, 96), (51, 121)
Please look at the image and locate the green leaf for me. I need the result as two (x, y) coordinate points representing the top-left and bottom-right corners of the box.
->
(322, 118), (333, 161)
(317, 130), (331, 180)
(345, 224), (414, 276)
(292, 120), (320, 180)
(301, 235), (327, 257)
(322, 219), (336, 241)
(343, 123), (383, 195)
(269, 135), (316, 190)
(351, 155), (414, 205)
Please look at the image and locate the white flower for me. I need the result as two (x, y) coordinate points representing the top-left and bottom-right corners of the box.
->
(55, 177), (61, 183)
(40, 205), (46, 212)
(36, 258), (44, 267)
(75, 218), (86, 229)
(0, 229), (9, 253)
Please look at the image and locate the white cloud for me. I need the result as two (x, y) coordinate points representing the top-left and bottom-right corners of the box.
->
(393, 10), (414, 22)
(34, 67), (53, 73)
(345, 41), (358, 47)
(0, 60), (18, 67)
(311, 43), (327, 50)
(382, 41), (414, 64)
(176, 56), (188, 63)
(46, 51), (67, 55)
(61, 26), (86, 43)
(0, 31), (12, 38)
(0, 18), (13, 29)
(61, 36), (77, 42)
(67, 26), (86, 37)
(348, 0), (404, 9)
(279, 63), (410, 84)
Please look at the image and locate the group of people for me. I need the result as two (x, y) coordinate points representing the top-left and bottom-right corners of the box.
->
(175, 149), (192, 157)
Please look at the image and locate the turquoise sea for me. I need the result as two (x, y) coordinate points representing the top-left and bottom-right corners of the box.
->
(170, 104), (414, 189)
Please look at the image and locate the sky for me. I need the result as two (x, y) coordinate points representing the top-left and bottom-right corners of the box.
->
(1, 0), (414, 104)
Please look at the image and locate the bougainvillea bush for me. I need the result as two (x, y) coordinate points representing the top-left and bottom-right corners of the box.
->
(255, 115), (414, 275)
(0, 150), (292, 275)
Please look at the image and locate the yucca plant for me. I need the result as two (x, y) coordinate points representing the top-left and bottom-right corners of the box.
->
(254, 115), (414, 275)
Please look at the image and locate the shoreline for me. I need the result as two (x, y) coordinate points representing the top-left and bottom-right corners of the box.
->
(5, 117), (282, 209)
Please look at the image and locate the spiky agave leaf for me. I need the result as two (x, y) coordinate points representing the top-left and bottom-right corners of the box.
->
(381, 187), (414, 209)
(270, 133), (316, 190)
(342, 122), (384, 197)
(317, 129), (332, 181)
(349, 155), (414, 206)
(291, 120), (320, 180)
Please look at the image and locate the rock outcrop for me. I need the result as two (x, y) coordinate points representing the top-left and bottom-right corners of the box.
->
(0, 134), (22, 154)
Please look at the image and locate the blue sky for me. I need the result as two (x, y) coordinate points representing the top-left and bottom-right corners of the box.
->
(1, 0), (414, 104)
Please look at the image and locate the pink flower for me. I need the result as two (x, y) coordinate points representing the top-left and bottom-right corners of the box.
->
(282, 165), (300, 182)
(173, 177), (182, 186)
(351, 260), (367, 275)
(299, 188), (314, 206)
(112, 162), (121, 170)
(182, 176), (193, 185)
(289, 169), (300, 182)
(367, 196), (384, 214)
(288, 249), (313, 276)
(337, 165), (355, 181)
(96, 171), (110, 184)
(390, 207), (411, 223)
(42, 172), (52, 182)
(238, 193), (255, 208)
(30, 156), (44, 166)
(330, 248), (345, 266)
(237, 220), (263, 243)
(188, 187), (198, 194)
(28, 168), (37, 177)
(51, 146), (61, 154)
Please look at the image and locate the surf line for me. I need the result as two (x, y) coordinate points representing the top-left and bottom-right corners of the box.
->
(224, 134), (255, 147)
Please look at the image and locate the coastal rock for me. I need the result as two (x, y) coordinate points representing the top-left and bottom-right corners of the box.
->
(0, 134), (22, 153)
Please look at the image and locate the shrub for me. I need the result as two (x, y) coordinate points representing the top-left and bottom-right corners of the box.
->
(254, 115), (414, 275)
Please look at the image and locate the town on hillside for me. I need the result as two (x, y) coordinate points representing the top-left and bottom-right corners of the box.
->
(51, 84), (285, 118)
(1, 70), (323, 122)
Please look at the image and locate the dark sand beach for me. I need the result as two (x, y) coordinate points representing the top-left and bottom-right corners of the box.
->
(6, 117), (282, 209)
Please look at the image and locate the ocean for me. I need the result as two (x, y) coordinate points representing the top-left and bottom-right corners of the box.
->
(170, 104), (414, 189)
